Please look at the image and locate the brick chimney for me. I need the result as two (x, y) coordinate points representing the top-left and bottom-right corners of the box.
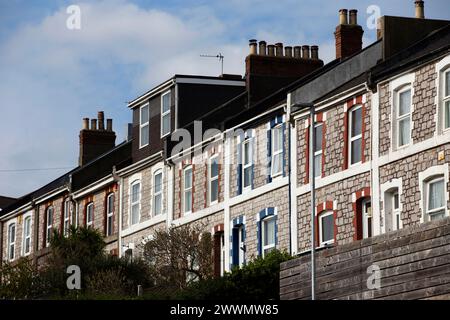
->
(78, 111), (116, 166)
(334, 9), (364, 60)
(245, 39), (324, 105)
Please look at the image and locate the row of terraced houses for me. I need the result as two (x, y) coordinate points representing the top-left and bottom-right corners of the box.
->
(1, 2), (449, 279)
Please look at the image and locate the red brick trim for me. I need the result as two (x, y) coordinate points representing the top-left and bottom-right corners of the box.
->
(352, 187), (371, 241)
(214, 223), (224, 234)
(315, 201), (336, 246)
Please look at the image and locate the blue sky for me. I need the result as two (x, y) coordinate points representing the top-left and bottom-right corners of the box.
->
(0, 0), (449, 197)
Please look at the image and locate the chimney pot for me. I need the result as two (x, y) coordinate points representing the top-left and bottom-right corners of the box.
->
(249, 39), (257, 55)
(267, 45), (275, 56)
(91, 119), (97, 131)
(285, 46), (293, 58)
(349, 9), (358, 25)
(311, 45), (319, 60)
(294, 46), (301, 58)
(339, 9), (348, 25)
(106, 119), (113, 132)
(415, 0), (424, 19)
(259, 41), (267, 55)
(82, 118), (89, 130)
(302, 45), (310, 59)
(98, 111), (105, 130)
(275, 43), (283, 56)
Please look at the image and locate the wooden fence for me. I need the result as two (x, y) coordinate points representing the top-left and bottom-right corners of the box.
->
(280, 217), (450, 300)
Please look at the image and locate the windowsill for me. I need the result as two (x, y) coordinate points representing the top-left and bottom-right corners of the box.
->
(160, 132), (170, 139)
(348, 161), (362, 168)
(271, 172), (283, 180)
(318, 241), (335, 249)
(139, 143), (149, 150)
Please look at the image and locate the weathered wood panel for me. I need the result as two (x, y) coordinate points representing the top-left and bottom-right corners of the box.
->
(280, 217), (450, 300)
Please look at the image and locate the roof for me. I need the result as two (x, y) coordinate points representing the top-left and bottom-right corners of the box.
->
(0, 196), (17, 210)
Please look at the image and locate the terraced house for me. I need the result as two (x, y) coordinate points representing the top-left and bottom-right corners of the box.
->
(1, 2), (449, 290)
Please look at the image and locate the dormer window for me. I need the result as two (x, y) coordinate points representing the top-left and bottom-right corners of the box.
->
(140, 104), (149, 148)
(161, 91), (171, 137)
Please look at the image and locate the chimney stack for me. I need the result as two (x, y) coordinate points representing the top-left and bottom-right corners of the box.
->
(259, 41), (267, 56)
(302, 45), (310, 59)
(311, 46), (319, 60)
(275, 43), (283, 56)
(334, 9), (364, 60)
(79, 111), (116, 166)
(245, 39), (324, 105)
(249, 39), (257, 54)
(285, 46), (293, 58)
(415, 0), (425, 19)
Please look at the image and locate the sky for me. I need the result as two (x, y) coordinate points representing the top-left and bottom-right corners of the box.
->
(0, 0), (449, 198)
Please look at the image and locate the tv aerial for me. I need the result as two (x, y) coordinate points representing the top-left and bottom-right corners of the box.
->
(200, 53), (224, 75)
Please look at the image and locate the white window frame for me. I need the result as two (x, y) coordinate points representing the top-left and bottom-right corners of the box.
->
(313, 123), (323, 178)
(395, 86), (412, 148)
(106, 194), (114, 236)
(426, 177), (446, 220)
(242, 139), (252, 192)
(419, 164), (449, 223)
(318, 211), (334, 247)
(237, 225), (245, 268)
(86, 202), (94, 228)
(361, 198), (372, 239)
(161, 90), (171, 138)
(7, 221), (16, 261)
(220, 233), (225, 276)
(261, 216), (276, 257)
(183, 166), (193, 214)
(63, 199), (71, 236)
(392, 191), (401, 231)
(139, 103), (150, 149)
(46, 206), (53, 247)
(443, 69), (450, 131)
(22, 214), (32, 256)
(271, 124), (283, 178)
(435, 55), (450, 135)
(129, 180), (141, 226)
(153, 170), (163, 216)
(209, 155), (219, 205)
(349, 105), (362, 166)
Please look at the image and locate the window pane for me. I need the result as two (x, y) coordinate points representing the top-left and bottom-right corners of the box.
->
(399, 90), (411, 116)
(244, 166), (252, 188)
(162, 113), (170, 135)
(107, 216), (113, 236)
(47, 208), (53, 226)
(273, 153), (282, 176)
(264, 218), (275, 246)
(211, 179), (219, 202)
(108, 195), (114, 214)
(351, 108), (362, 137)
(428, 180), (444, 210)
(445, 100), (450, 129)
(398, 118), (410, 146)
(154, 173), (162, 193)
(154, 194), (162, 215)
(9, 225), (15, 242)
(184, 190), (192, 212)
(140, 105), (149, 125)
(273, 126), (283, 152)
(351, 138), (362, 164)
(393, 193), (399, 210)
(25, 218), (31, 236)
(132, 183), (140, 202)
(140, 125), (149, 146)
(314, 125), (323, 152)
(445, 71), (450, 97)
(131, 204), (139, 224)
(314, 154), (321, 177)
(184, 169), (192, 188)
(211, 159), (219, 178)
(321, 214), (334, 243)
(162, 93), (170, 113)
(244, 142), (250, 165)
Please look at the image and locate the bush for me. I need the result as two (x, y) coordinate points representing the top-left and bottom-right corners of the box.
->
(175, 250), (293, 300)
(0, 258), (46, 299)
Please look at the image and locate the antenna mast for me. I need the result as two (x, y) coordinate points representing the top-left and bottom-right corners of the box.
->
(200, 53), (224, 75)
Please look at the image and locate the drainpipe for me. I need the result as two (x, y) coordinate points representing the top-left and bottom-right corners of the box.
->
(286, 96), (292, 255)
(0, 220), (3, 264)
(112, 166), (123, 257)
(309, 104), (316, 301)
